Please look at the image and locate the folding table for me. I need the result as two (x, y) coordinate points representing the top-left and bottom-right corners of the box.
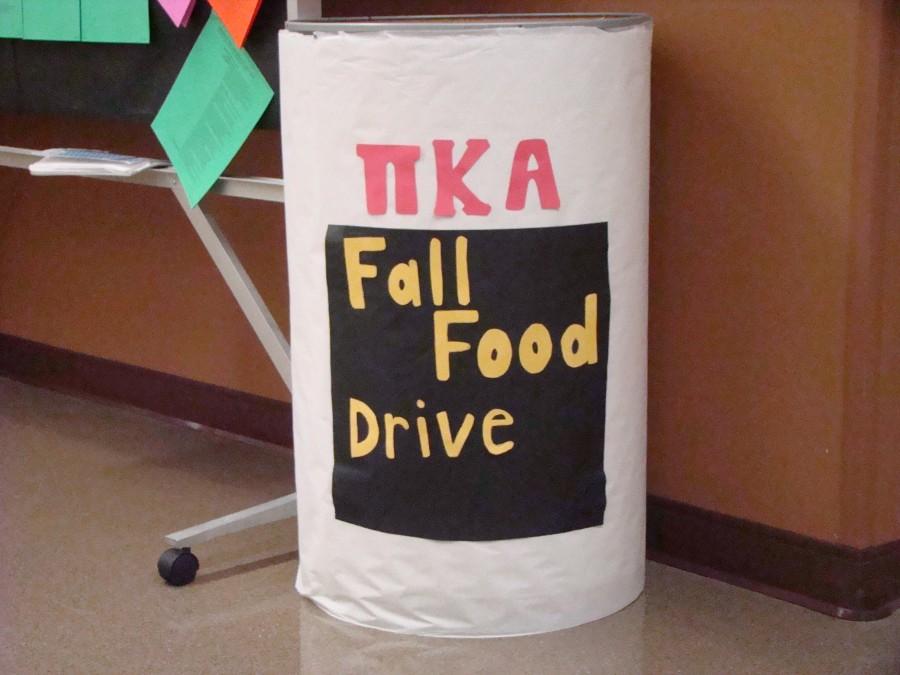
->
(0, 145), (298, 585)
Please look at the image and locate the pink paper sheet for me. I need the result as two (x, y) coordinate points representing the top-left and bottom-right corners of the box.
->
(156, 0), (196, 27)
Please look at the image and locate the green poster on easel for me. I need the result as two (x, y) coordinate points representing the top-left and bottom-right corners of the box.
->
(0, 0), (23, 38)
(81, 0), (150, 44)
(23, 0), (81, 41)
(151, 13), (273, 206)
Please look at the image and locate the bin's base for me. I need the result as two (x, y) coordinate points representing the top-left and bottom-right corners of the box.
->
(297, 571), (645, 638)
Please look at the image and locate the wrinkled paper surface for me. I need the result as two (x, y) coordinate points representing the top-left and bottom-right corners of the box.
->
(280, 21), (652, 637)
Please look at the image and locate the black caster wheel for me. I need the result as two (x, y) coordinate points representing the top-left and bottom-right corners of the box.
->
(158, 547), (199, 586)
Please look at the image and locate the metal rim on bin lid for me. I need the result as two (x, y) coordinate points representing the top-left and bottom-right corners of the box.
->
(286, 13), (652, 34)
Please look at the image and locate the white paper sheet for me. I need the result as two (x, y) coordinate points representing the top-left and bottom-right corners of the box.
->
(280, 19), (652, 637)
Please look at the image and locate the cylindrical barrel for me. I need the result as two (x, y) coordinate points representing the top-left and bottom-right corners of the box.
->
(279, 14), (652, 637)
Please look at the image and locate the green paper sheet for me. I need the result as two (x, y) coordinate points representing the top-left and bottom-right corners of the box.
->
(0, 0), (23, 39)
(81, 0), (149, 44)
(23, 0), (80, 41)
(151, 13), (273, 207)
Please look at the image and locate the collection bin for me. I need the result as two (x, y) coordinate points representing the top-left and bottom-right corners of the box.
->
(279, 14), (652, 637)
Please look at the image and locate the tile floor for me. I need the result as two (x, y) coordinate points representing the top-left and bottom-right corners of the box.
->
(1, 377), (897, 674)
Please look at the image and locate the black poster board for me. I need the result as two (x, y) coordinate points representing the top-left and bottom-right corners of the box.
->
(325, 222), (611, 541)
(0, 2), (285, 128)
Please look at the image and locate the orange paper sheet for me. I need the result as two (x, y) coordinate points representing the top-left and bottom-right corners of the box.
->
(208, 0), (262, 48)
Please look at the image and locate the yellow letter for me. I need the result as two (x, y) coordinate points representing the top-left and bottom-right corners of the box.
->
(455, 236), (471, 306)
(349, 397), (379, 458)
(384, 413), (409, 459)
(415, 402), (432, 458)
(477, 328), (513, 379)
(429, 237), (443, 306)
(344, 237), (386, 309)
(561, 293), (598, 367)
(433, 309), (479, 381)
(436, 411), (475, 458)
(518, 323), (553, 374)
(387, 260), (422, 307)
(482, 408), (515, 455)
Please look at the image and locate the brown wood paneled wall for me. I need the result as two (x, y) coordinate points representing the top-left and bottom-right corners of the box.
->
(1, 1), (897, 556)
(0, 115), (290, 402)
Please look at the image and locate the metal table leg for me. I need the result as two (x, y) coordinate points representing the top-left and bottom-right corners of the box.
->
(158, 184), (297, 586)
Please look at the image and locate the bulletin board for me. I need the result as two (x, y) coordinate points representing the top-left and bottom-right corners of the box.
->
(0, 2), (284, 128)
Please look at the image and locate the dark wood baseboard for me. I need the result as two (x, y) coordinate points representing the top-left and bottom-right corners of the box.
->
(1, 332), (897, 620)
(648, 495), (900, 621)
(0, 333), (292, 447)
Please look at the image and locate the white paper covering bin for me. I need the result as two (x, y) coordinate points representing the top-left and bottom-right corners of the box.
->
(279, 14), (652, 637)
